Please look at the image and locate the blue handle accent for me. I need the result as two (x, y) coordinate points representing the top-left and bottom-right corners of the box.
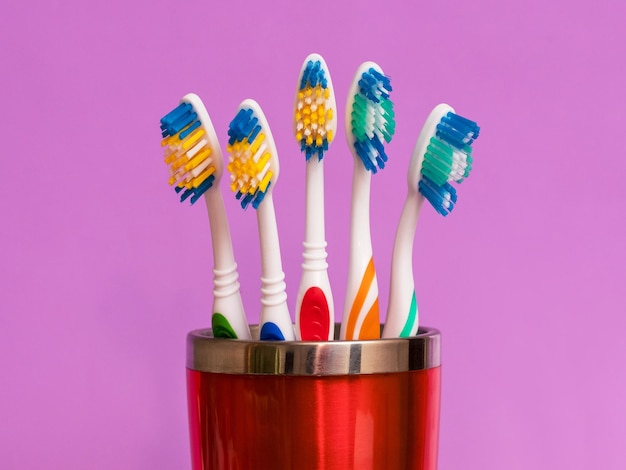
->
(260, 322), (286, 341)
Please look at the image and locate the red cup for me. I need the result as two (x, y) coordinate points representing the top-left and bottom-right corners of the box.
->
(187, 325), (441, 470)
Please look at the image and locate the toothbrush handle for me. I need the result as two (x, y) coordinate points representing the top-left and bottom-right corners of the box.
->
(296, 241), (334, 340)
(296, 158), (334, 341)
(341, 165), (381, 340)
(257, 195), (295, 341)
(383, 193), (423, 338)
(205, 189), (251, 339)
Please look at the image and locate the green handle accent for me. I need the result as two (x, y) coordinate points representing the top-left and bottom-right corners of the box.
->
(399, 292), (417, 337)
(211, 313), (238, 339)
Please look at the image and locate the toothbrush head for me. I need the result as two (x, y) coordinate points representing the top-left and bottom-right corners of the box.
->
(160, 93), (223, 205)
(345, 61), (395, 173)
(294, 53), (337, 161)
(411, 103), (480, 216)
(226, 99), (279, 210)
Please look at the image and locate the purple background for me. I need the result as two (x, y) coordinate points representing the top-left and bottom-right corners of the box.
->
(2, 0), (625, 468)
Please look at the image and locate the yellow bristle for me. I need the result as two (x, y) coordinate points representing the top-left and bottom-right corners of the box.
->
(326, 109), (333, 121)
(249, 133), (264, 156)
(298, 91), (304, 100)
(164, 152), (178, 165)
(324, 88), (330, 99)
(306, 135), (313, 146)
(185, 148), (211, 171)
(296, 131), (303, 141)
(257, 151), (271, 171)
(191, 166), (216, 188)
(316, 135), (323, 146)
(259, 170), (273, 192)
(296, 111), (302, 121)
(181, 128), (206, 150)
(327, 129), (334, 142)
(172, 154), (189, 171)
(161, 136), (175, 147)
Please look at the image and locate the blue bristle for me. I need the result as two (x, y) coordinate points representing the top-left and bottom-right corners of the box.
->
(165, 108), (197, 137)
(252, 181), (270, 209)
(300, 60), (328, 90)
(239, 192), (254, 209)
(161, 103), (191, 128)
(300, 138), (329, 161)
(418, 176), (458, 217)
(371, 135), (387, 166)
(353, 141), (375, 173)
(160, 103), (197, 139)
(228, 108), (256, 145)
(358, 68), (392, 102)
(189, 175), (216, 204)
(173, 174), (216, 205)
(178, 187), (194, 203)
(248, 123), (262, 143)
(436, 112), (480, 149)
(179, 119), (201, 140)
(353, 135), (390, 174)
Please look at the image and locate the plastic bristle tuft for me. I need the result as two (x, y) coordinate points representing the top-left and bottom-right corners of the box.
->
(295, 59), (334, 161)
(350, 68), (395, 173)
(160, 100), (217, 204)
(419, 111), (479, 215)
(227, 107), (274, 210)
(418, 176), (457, 217)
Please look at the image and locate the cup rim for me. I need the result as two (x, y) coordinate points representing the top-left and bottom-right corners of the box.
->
(187, 324), (441, 376)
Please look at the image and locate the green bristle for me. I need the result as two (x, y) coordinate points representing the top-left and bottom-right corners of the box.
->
(380, 100), (395, 142)
(422, 138), (454, 185)
(351, 94), (369, 140)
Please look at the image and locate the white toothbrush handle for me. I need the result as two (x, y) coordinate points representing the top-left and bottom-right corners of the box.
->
(340, 164), (380, 340)
(257, 194), (295, 341)
(204, 189), (251, 339)
(383, 192), (424, 338)
(295, 158), (334, 340)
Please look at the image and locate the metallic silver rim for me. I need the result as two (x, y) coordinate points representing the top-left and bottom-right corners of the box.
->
(187, 325), (440, 376)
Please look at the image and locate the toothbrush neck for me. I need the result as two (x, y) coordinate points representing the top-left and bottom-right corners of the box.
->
(350, 163), (373, 257)
(304, 157), (326, 246)
(391, 192), (424, 277)
(204, 188), (236, 270)
(257, 193), (284, 279)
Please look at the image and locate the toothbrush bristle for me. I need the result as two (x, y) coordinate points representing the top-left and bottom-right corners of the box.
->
(349, 68), (395, 173)
(418, 176), (458, 217)
(419, 111), (480, 215)
(160, 101), (217, 205)
(295, 59), (334, 161)
(226, 107), (274, 210)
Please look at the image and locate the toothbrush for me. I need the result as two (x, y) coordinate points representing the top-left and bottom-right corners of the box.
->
(340, 62), (396, 340)
(382, 104), (479, 338)
(293, 53), (337, 341)
(226, 99), (295, 341)
(160, 93), (251, 339)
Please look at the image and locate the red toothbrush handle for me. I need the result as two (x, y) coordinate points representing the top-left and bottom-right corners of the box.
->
(299, 287), (331, 341)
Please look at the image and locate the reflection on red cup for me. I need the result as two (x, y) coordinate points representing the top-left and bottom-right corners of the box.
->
(187, 325), (441, 470)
